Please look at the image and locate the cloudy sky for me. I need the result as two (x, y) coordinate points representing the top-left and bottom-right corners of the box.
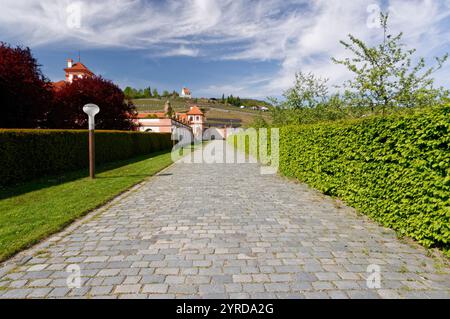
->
(1, 0), (450, 99)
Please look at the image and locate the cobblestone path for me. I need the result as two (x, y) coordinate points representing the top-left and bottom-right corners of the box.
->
(0, 141), (449, 299)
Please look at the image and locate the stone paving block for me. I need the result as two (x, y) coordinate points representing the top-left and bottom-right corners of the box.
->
(27, 264), (48, 272)
(211, 275), (233, 284)
(225, 283), (242, 293)
(199, 284), (225, 295)
(47, 288), (70, 298)
(68, 287), (90, 297)
(9, 280), (28, 288)
(28, 288), (53, 298)
(118, 294), (148, 299)
(304, 291), (330, 299)
(312, 281), (335, 290)
(229, 292), (250, 299)
(264, 283), (290, 293)
(242, 283), (265, 293)
(113, 284), (142, 294)
(97, 269), (121, 277)
(328, 290), (349, 299)
(2, 288), (32, 298)
(269, 274), (292, 282)
(155, 268), (179, 275)
(142, 284), (169, 294)
(333, 280), (361, 290)
(347, 290), (381, 299)
(168, 284), (197, 295)
(250, 292), (277, 299)
(90, 286), (113, 296)
(232, 275), (253, 283)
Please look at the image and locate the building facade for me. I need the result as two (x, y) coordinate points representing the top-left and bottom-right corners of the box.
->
(133, 105), (206, 142)
(180, 87), (192, 98)
(52, 58), (95, 90)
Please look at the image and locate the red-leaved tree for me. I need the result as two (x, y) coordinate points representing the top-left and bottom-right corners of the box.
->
(47, 76), (136, 130)
(0, 43), (52, 128)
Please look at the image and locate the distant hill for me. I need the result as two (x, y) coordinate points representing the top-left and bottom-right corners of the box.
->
(132, 97), (271, 127)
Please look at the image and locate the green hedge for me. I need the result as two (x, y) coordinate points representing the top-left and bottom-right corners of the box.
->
(278, 106), (450, 253)
(229, 106), (450, 253)
(0, 129), (172, 186)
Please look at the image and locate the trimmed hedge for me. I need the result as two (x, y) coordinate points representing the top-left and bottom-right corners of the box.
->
(229, 106), (450, 253)
(0, 129), (172, 186)
(278, 106), (450, 253)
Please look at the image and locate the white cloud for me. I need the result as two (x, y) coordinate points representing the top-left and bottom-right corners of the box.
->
(160, 45), (200, 57)
(1, 0), (450, 97)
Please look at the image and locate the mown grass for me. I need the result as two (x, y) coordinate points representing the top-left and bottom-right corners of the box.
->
(0, 150), (178, 262)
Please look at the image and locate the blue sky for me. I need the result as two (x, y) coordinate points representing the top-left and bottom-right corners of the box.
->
(1, 0), (450, 99)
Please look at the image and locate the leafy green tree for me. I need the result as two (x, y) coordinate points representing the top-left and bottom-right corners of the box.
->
(250, 115), (269, 129)
(152, 88), (159, 98)
(123, 86), (134, 99)
(283, 71), (328, 109)
(162, 90), (170, 97)
(164, 100), (174, 118)
(332, 13), (448, 114)
(143, 87), (151, 98)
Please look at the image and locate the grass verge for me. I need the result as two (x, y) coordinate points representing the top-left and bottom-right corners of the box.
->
(0, 150), (178, 262)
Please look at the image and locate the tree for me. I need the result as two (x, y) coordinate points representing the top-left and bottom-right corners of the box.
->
(123, 86), (134, 99)
(162, 90), (170, 97)
(283, 71), (329, 109)
(164, 100), (174, 118)
(172, 90), (179, 98)
(47, 76), (136, 130)
(332, 13), (448, 114)
(250, 115), (269, 129)
(143, 87), (151, 98)
(0, 43), (52, 128)
(152, 88), (159, 98)
(221, 93), (225, 103)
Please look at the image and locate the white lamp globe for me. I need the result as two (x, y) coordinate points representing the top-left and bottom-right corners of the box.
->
(83, 104), (100, 117)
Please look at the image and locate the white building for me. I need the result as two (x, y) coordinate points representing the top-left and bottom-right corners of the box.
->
(180, 87), (192, 98)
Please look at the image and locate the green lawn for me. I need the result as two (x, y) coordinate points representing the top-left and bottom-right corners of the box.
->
(0, 150), (178, 262)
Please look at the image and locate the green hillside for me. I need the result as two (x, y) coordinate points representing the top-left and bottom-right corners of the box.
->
(132, 97), (271, 127)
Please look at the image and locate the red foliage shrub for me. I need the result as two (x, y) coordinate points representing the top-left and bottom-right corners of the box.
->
(47, 76), (137, 130)
(0, 43), (52, 128)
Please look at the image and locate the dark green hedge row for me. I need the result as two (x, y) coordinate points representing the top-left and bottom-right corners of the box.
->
(279, 106), (450, 253)
(0, 129), (172, 186)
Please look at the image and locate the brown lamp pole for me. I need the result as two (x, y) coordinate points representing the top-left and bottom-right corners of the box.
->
(83, 104), (100, 179)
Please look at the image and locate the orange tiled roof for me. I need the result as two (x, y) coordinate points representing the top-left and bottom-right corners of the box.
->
(186, 106), (204, 116)
(135, 112), (166, 119)
(51, 80), (66, 91)
(64, 62), (94, 76)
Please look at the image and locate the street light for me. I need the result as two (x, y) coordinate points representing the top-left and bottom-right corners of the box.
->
(83, 104), (100, 179)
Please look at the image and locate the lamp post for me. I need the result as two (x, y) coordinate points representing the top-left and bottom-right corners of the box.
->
(83, 104), (100, 179)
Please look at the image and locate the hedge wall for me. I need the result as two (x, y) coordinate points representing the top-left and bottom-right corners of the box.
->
(0, 130), (172, 186)
(279, 106), (450, 253)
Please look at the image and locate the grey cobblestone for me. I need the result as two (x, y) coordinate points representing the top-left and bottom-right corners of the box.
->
(0, 141), (449, 299)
